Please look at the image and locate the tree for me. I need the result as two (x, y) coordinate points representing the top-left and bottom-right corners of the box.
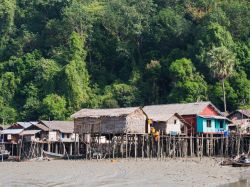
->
(168, 58), (208, 103)
(206, 46), (236, 112)
(0, 97), (17, 124)
(208, 81), (238, 111)
(152, 8), (191, 54)
(0, 0), (16, 55)
(101, 83), (139, 108)
(143, 60), (161, 104)
(230, 70), (250, 108)
(0, 72), (20, 104)
(61, 32), (90, 110)
(41, 94), (67, 120)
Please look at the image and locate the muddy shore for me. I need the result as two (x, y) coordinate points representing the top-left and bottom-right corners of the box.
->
(0, 157), (249, 187)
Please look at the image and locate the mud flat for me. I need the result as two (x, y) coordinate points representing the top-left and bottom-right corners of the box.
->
(0, 157), (249, 187)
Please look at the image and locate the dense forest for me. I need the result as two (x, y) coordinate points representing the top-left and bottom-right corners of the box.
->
(0, 0), (249, 123)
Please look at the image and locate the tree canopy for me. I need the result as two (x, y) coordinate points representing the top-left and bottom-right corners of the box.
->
(0, 0), (249, 123)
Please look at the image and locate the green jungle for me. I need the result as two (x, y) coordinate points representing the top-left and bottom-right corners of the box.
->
(0, 0), (249, 123)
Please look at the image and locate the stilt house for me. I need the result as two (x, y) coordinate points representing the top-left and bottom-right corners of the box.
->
(38, 121), (78, 142)
(144, 102), (230, 135)
(71, 107), (147, 135)
(227, 109), (250, 134)
(142, 106), (191, 135)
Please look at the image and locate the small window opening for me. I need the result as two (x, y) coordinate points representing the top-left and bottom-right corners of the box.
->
(207, 120), (211, 128)
(220, 121), (224, 129)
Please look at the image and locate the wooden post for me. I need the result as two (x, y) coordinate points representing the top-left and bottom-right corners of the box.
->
(157, 132), (160, 160)
(142, 134), (144, 159)
(108, 134), (111, 160)
(168, 134), (171, 157)
(161, 132), (164, 159)
(129, 135), (132, 158)
(121, 135), (124, 158)
(201, 134), (204, 157)
(55, 143), (58, 154)
(220, 135), (224, 156)
(190, 134), (193, 157)
(135, 134), (137, 160)
(206, 134), (209, 156)
(126, 133), (128, 159)
(196, 134), (199, 157)
(48, 142), (51, 152)
(112, 135), (115, 159)
(70, 143), (73, 156)
(147, 135), (150, 159)
(165, 135), (168, 158)
(173, 135), (176, 158)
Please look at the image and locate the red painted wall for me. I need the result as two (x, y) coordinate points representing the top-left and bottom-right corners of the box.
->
(182, 115), (197, 134)
(199, 105), (220, 116)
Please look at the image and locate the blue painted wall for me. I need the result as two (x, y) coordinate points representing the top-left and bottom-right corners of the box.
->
(197, 116), (228, 133)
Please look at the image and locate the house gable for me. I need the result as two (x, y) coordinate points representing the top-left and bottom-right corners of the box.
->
(8, 124), (23, 129)
(199, 105), (220, 116)
(228, 110), (250, 120)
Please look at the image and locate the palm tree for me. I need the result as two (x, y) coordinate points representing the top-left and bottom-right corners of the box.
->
(207, 46), (235, 112)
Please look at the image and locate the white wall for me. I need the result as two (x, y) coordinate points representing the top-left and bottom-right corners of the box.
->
(48, 131), (58, 141)
(61, 133), (79, 142)
(166, 116), (182, 134)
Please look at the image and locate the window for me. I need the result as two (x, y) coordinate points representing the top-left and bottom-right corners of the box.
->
(61, 133), (64, 138)
(207, 120), (211, 128)
(174, 120), (177, 124)
(220, 121), (224, 129)
(67, 134), (70, 138)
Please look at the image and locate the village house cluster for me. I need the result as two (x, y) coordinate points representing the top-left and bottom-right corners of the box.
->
(72, 101), (231, 136)
(0, 101), (249, 159)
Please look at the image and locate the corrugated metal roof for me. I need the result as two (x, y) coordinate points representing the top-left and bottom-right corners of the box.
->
(143, 102), (221, 116)
(16, 122), (33, 129)
(20, 130), (41, 136)
(71, 107), (141, 118)
(30, 122), (38, 125)
(1, 129), (23, 134)
(40, 121), (74, 133)
(198, 115), (228, 120)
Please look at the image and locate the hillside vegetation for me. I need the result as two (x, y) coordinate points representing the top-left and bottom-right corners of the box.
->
(0, 0), (249, 123)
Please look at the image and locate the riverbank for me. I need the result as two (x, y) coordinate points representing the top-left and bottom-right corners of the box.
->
(0, 157), (249, 187)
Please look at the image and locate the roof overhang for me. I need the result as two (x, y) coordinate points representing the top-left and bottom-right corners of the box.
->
(198, 115), (232, 123)
(1, 129), (23, 135)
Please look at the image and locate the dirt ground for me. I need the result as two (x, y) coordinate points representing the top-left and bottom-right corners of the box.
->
(0, 157), (249, 187)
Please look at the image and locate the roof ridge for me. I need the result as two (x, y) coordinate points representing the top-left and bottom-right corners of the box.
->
(143, 101), (211, 107)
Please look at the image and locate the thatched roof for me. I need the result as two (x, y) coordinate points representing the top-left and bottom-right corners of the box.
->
(71, 107), (141, 118)
(143, 101), (222, 116)
(39, 121), (74, 133)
